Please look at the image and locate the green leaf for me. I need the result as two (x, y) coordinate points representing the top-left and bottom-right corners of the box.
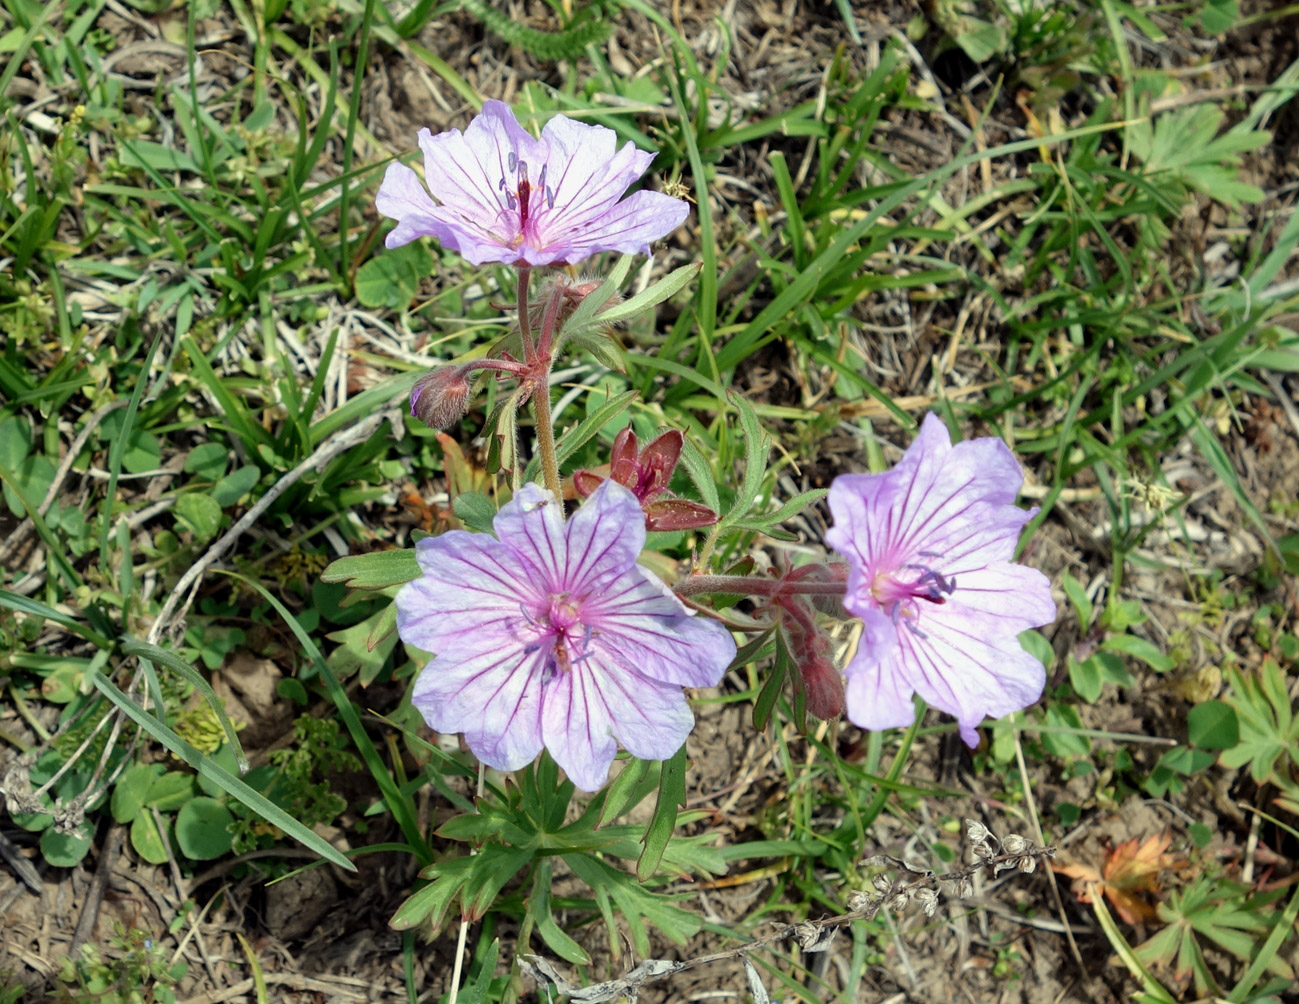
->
(130, 812), (171, 865)
(726, 489), (828, 533)
(390, 857), (476, 930)
(565, 852), (702, 957)
(120, 139), (201, 173)
(112, 763), (164, 823)
(2, 454), (54, 518)
(320, 549), (420, 589)
(122, 639), (250, 773)
(637, 746), (686, 881)
(174, 493), (223, 542)
(42, 823), (95, 868)
(211, 465), (261, 507)
(184, 442), (229, 479)
(451, 492), (497, 535)
(90, 669), (355, 871)
(594, 263), (702, 326)
(355, 242), (434, 309)
(676, 434), (721, 514)
(1187, 700), (1239, 750)
(175, 797), (235, 860)
(327, 607), (401, 685)
(148, 771), (198, 812)
(1100, 634), (1174, 673)
(598, 757), (653, 827)
(1060, 571), (1093, 631)
(530, 861), (590, 965)
(557, 255), (633, 342)
(952, 18), (1006, 63)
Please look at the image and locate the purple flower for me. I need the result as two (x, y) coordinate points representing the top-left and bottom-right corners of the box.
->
(395, 480), (735, 791)
(825, 414), (1056, 746)
(375, 100), (689, 267)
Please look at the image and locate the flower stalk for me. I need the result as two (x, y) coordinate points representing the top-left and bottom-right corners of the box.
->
(674, 574), (846, 599)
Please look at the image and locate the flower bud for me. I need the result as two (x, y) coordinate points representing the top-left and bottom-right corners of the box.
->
(782, 612), (845, 721)
(410, 366), (472, 430)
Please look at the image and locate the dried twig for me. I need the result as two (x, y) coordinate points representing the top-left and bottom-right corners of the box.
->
(522, 825), (1056, 1003)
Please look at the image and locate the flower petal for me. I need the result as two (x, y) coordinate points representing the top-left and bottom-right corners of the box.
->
(937, 562), (1056, 635)
(419, 104), (539, 231)
(537, 116), (653, 223)
(550, 190), (690, 262)
(375, 162), (447, 249)
(493, 481), (644, 594)
(539, 657), (619, 792)
(586, 573), (735, 688)
(412, 641), (548, 771)
(395, 529), (539, 654)
(842, 609), (918, 732)
(896, 604), (1048, 746)
(541, 653), (694, 791)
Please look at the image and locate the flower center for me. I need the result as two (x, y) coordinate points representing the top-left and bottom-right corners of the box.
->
(523, 593), (591, 674)
(871, 561), (955, 638)
(499, 155), (556, 246)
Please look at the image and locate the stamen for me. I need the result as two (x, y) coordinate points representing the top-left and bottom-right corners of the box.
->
(545, 185), (555, 210)
(508, 151), (517, 173)
(504, 190), (518, 210)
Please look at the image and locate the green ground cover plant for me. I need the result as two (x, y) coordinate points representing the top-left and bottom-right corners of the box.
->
(2, 1), (1299, 1002)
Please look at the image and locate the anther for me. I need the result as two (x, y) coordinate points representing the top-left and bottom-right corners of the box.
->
(508, 151), (517, 172)
(545, 185), (555, 210)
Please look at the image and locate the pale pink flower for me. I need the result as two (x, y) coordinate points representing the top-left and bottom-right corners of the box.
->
(376, 100), (688, 267)
(395, 481), (735, 790)
(826, 414), (1056, 745)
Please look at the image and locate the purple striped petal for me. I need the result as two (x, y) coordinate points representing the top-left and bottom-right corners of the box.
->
(394, 479), (735, 790)
(375, 100), (688, 267)
(828, 413), (1056, 746)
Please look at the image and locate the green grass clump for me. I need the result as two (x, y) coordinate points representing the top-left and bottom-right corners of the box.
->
(2, 0), (1299, 1001)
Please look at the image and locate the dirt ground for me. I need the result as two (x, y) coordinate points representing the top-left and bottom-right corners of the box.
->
(3, 0), (1299, 1002)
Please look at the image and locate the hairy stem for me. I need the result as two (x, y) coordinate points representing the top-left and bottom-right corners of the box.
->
(674, 574), (847, 599)
(516, 265), (535, 362)
(532, 384), (562, 500)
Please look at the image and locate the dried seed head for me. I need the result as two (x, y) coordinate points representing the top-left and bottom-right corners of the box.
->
(1002, 834), (1029, 855)
(957, 876), (974, 899)
(974, 841), (997, 862)
(847, 891), (873, 912)
(872, 874), (893, 893)
(889, 892), (910, 913)
(964, 818), (992, 847)
(914, 887), (939, 918)
(1018, 855), (1037, 874)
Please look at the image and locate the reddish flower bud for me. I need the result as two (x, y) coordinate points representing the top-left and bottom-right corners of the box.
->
(777, 595), (845, 722)
(410, 366), (472, 430)
(793, 627), (846, 721)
